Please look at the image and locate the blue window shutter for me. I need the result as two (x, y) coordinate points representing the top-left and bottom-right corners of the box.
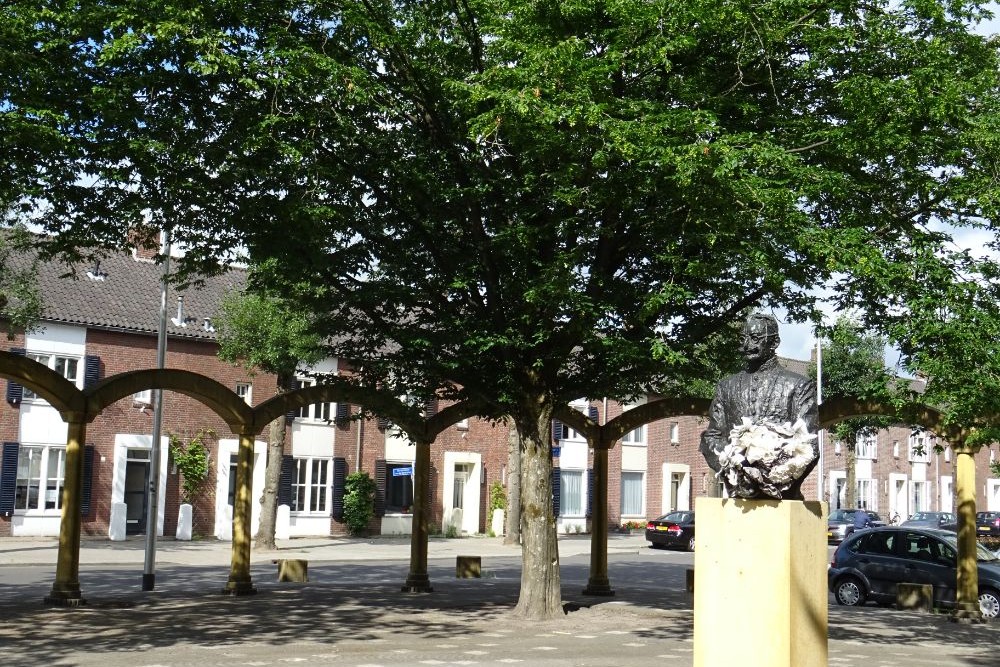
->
(551, 419), (563, 443)
(285, 380), (301, 424)
(331, 457), (347, 521)
(81, 445), (95, 515)
(6, 347), (25, 405)
(586, 468), (594, 518)
(278, 455), (295, 507)
(551, 467), (561, 518)
(0, 442), (19, 515)
(374, 459), (386, 517)
(588, 406), (599, 422)
(336, 402), (350, 426)
(83, 355), (101, 390)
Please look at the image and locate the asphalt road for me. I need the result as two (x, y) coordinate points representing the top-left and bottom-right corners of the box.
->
(1, 547), (998, 667)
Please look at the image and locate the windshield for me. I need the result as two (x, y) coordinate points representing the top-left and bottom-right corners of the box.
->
(939, 534), (1000, 562)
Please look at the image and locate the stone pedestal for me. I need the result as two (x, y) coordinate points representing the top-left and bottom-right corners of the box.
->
(109, 502), (127, 541)
(694, 497), (827, 667)
(276, 504), (290, 540)
(175, 504), (193, 541)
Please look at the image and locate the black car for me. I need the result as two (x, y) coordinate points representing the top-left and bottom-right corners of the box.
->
(828, 526), (1000, 619)
(900, 511), (956, 529)
(977, 512), (1000, 537)
(645, 511), (695, 552)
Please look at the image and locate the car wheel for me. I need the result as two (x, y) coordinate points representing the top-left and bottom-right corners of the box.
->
(979, 589), (1000, 620)
(687, 536), (695, 552)
(835, 576), (867, 607)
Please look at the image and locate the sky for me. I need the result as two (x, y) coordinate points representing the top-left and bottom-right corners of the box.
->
(776, 4), (1000, 364)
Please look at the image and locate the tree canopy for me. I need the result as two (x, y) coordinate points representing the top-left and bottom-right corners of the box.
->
(5, 0), (1000, 618)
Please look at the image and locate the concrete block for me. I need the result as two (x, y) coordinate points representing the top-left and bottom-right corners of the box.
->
(897, 583), (934, 612)
(456, 555), (481, 578)
(276, 559), (308, 582)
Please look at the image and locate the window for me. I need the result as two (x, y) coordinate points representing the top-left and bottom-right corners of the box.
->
(944, 447), (952, 463)
(23, 353), (80, 400)
(133, 389), (152, 405)
(892, 440), (900, 458)
(911, 481), (928, 512)
(856, 479), (876, 510)
(456, 417), (469, 430)
(15, 445), (65, 512)
(909, 432), (931, 463)
(621, 471), (644, 516)
(621, 425), (646, 446)
(291, 457), (331, 514)
(386, 462), (414, 513)
(669, 422), (679, 444)
(236, 383), (252, 405)
(296, 378), (332, 421)
(856, 433), (877, 460)
(560, 469), (583, 516)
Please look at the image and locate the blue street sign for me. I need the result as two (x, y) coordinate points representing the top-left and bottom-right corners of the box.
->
(392, 466), (413, 477)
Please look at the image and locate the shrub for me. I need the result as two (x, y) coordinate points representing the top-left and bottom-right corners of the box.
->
(488, 481), (507, 514)
(343, 471), (376, 536)
(168, 429), (215, 504)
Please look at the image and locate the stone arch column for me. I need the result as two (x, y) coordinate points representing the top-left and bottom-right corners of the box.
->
(223, 429), (258, 596)
(43, 417), (88, 606)
(583, 437), (613, 596)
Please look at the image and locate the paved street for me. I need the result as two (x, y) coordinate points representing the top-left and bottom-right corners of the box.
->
(0, 534), (998, 666)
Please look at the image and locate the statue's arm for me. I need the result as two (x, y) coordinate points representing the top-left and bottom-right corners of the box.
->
(700, 387), (729, 471)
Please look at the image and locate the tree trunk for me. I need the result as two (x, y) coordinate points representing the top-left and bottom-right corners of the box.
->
(511, 396), (562, 620)
(254, 415), (286, 550)
(845, 442), (858, 510)
(504, 421), (522, 546)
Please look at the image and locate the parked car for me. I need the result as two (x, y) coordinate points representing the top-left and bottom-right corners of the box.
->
(900, 511), (957, 529)
(828, 508), (882, 544)
(828, 526), (1000, 619)
(646, 511), (695, 552)
(977, 512), (1000, 537)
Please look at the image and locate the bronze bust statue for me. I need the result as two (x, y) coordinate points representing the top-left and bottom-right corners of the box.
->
(700, 313), (819, 500)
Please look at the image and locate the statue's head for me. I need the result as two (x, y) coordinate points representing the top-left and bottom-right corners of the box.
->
(740, 313), (780, 369)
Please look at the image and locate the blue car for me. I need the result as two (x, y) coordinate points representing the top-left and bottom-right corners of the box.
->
(828, 526), (1000, 619)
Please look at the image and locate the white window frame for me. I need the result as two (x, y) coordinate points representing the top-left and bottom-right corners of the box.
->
(909, 431), (931, 463)
(290, 457), (332, 515)
(669, 422), (680, 444)
(295, 378), (333, 422)
(235, 383), (252, 405)
(621, 470), (645, 517)
(560, 469), (584, 516)
(856, 432), (877, 460)
(23, 353), (81, 401)
(14, 444), (66, 514)
(621, 425), (647, 446)
(856, 478), (877, 511)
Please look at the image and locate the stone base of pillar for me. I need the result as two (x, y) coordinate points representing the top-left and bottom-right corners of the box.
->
(582, 578), (615, 596)
(44, 584), (86, 607)
(950, 601), (985, 624)
(401, 573), (434, 593)
(221, 579), (258, 596)
(694, 498), (827, 667)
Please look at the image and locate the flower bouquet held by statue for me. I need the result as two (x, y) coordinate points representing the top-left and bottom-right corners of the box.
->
(716, 417), (818, 499)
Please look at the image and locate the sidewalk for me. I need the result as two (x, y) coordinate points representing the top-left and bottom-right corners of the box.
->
(0, 532), (646, 567)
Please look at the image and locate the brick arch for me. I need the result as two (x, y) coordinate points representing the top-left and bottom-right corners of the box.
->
(818, 396), (951, 440)
(86, 368), (253, 431)
(555, 397), (713, 447)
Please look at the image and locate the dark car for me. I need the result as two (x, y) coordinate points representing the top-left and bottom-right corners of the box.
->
(646, 511), (695, 552)
(828, 526), (1000, 619)
(828, 508), (881, 544)
(900, 511), (957, 529)
(977, 512), (1000, 537)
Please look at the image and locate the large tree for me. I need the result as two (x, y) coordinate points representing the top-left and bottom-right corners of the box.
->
(6, 1), (1000, 619)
